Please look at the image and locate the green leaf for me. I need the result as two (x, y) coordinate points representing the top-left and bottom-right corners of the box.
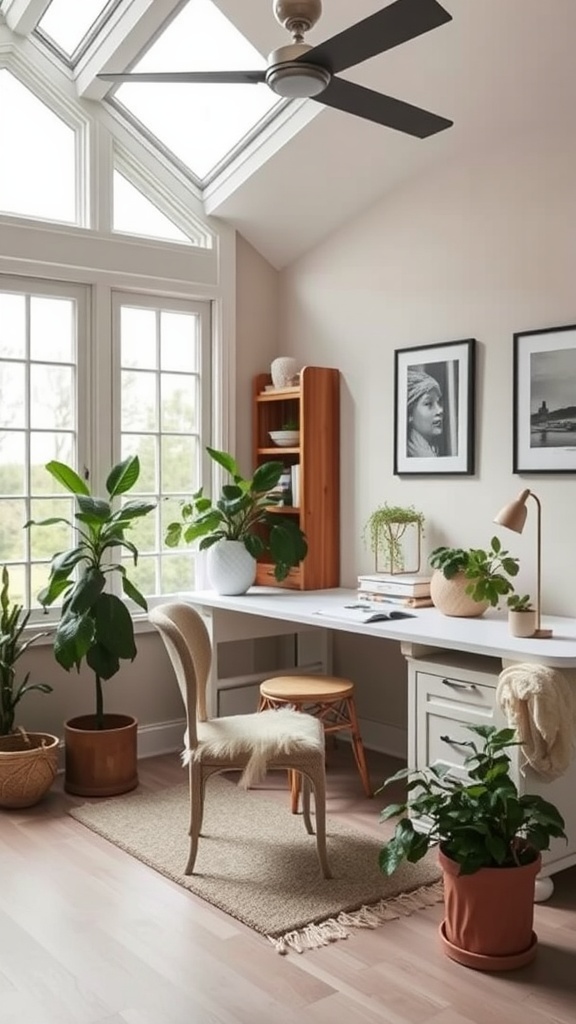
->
(69, 568), (106, 615)
(54, 611), (95, 671)
(206, 447), (239, 477)
(93, 593), (137, 664)
(45, 461), (90, 495)
(106, 456), (140, 498)
(122, 576), (148, 612)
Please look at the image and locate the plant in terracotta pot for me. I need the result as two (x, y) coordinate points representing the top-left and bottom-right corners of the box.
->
(25, 456), (155, 797)
(0, 566), (58, 808)
(165, 447), (308, 595)
(507, 593), (537, 638)
(429, 536), (519, 617)
(378, 724), (566, 969)
(363, 503), (425, 574)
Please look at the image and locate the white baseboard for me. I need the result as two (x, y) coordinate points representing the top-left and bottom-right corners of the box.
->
(137, 718), (186, 759)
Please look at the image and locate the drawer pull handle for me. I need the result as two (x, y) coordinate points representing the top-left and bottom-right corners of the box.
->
(440, 734), (469, 746)
(442, 679), (477, 692)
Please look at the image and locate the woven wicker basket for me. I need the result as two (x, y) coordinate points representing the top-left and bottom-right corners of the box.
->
(0, 730), (59, 808)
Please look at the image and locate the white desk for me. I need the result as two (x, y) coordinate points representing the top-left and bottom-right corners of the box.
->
(183, 586), (576, 895)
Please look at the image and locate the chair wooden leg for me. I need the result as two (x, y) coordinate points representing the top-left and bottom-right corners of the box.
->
(345, 697), (373, 797)
(303, 769), (332, 879)
(185, 762), (204, 875)
(290, 770), (301, 813)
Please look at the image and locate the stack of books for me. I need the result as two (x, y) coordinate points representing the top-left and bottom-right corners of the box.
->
(357, 572), (433, 608)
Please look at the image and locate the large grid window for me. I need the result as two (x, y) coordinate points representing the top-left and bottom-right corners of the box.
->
(0, 279), (87, 609)
(0, 280), (211, 615)
(114, 293), (211, 602)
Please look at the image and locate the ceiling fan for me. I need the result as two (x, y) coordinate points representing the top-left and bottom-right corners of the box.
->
(99, 0), (453, 139)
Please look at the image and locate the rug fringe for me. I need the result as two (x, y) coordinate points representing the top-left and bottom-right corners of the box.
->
(268, 880), (444, 955)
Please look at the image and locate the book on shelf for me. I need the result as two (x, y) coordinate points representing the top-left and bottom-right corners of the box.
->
(357, 590), (434, 609)
(290, 463), (300, 508)
(357, 573), (431, 598)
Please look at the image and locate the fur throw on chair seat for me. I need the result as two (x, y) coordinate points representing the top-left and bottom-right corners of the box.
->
(184, 708), (324, 788)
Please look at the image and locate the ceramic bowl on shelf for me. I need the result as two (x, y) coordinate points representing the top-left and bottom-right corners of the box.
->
(269, 430), (300, 447)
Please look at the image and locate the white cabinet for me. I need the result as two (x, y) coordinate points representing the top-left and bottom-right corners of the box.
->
(407, 650), (576, 881)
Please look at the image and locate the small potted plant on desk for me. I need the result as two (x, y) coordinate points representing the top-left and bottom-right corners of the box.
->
(25, 456), (155, 797)
(165, 447), (307, 595)
(378, 724), (566, 970)
(363, 503), (425, 574)
(0, 567), (57, 808)
(429, 536), (519, 617)
(507, 593), (537, 638)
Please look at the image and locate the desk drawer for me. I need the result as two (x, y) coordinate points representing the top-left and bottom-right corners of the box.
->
(416, 669), (495, 716)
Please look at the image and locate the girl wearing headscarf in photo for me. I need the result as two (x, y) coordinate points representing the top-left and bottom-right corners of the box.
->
(406, 368), (444, 457)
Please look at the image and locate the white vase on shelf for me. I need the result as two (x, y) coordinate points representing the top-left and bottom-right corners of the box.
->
(271, 356), (298, 388)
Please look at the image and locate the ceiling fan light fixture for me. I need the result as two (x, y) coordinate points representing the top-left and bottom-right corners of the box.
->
(266, 61), (330, 98)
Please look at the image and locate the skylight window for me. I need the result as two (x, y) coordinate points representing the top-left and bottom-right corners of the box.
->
(0, 70), (77, 223)
(112, 0), (282, 182)
(36, 0), (120, 59)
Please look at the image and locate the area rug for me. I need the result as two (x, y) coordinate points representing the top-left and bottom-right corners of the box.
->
(68, 776), (443, 954)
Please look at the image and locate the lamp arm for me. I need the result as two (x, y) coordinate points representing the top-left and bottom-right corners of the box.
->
(529, 491), (542, 632)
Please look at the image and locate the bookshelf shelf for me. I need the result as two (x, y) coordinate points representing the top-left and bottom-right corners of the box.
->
(253, 365), (340, 590)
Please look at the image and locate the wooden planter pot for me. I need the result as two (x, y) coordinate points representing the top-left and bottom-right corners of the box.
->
(430, 571), (489, 618)
(0, 730), (59, 808)
(64, 714), (138, 797)
(438, 847), (540, 970)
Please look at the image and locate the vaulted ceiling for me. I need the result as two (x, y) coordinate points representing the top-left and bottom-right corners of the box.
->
(3, 0), (576, 268)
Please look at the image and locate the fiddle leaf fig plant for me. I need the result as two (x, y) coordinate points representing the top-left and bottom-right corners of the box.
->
(165, 447), (307, 582)
(429, 536), (519, 607)
(0, 566), (51, 736)
(378, 725), (566, 877)
(24, 456), (156, 729)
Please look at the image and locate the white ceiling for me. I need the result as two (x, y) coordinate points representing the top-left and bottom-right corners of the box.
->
(199, 0), (576, 268)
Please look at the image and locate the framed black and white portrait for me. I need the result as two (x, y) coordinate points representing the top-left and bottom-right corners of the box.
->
(394, 339), (476, 476)
(514, 324), (576, 473)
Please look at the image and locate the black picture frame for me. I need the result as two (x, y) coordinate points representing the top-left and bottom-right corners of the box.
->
(394, 338), (476, 476)
(513, 323), (576, 473)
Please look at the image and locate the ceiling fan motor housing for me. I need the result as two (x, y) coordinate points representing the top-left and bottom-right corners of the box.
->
(266, 43), (330, 98)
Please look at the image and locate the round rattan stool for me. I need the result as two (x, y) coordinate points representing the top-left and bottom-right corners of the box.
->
(258, 674), (372, 812)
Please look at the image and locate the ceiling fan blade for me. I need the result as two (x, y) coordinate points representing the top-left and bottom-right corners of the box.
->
(315, 77), (452, 138)
(97, 70), (266, 85)
(300, 0), (452, 76)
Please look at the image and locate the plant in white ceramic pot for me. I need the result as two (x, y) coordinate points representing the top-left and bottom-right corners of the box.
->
(25, 456), (156, 796)
(507, 593), (537, 637)
(165, 447), (308, 593)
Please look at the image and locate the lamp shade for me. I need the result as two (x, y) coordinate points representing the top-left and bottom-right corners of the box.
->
(493, 488), (531, 534)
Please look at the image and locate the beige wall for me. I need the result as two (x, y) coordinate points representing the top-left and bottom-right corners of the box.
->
(274, 126), (576, 746)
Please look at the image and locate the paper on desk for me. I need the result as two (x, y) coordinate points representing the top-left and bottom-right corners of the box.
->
(313, 604), (416, 624)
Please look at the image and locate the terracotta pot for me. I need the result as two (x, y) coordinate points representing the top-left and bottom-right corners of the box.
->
(0, 731), (59, 808)
(508, 609), (537, 638)
(438, 846), (540, 970)
(430, 570), (489, 618)
(64, 714), (138, 797)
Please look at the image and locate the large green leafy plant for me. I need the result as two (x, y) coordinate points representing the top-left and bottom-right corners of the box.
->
(165, 447), (307, 582)
(0, 566), (51, 736)
(429, 536), (519, 607)
(25, 457), (155, 729)
(379, 725), (566, 877)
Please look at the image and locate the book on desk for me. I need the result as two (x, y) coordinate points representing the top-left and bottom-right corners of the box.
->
(314, 604), (416, 624)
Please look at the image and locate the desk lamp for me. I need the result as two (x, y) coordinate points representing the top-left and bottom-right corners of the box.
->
(494, 488), (552, 639)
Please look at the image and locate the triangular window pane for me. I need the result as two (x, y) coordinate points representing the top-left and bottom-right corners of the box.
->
(113, 170), (191, 244)
(0, 70), (76, 223)
(114, 0), (281, 181)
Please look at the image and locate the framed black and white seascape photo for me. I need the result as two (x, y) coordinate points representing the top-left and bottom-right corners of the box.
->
(394, 338), (476, 476)
(514, 324), (576, 473)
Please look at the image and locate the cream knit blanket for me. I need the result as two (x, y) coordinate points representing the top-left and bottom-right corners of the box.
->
(496, 664), (576, 780)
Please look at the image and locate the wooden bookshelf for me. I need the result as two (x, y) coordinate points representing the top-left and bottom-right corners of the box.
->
(252, 365), (340, 590)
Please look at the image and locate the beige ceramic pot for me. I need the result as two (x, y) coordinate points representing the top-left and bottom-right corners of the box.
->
(508, 609), (537, 638)
(430, 570), (489, 618)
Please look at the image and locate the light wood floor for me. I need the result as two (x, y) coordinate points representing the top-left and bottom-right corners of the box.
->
(1, 745), (575, 1024)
